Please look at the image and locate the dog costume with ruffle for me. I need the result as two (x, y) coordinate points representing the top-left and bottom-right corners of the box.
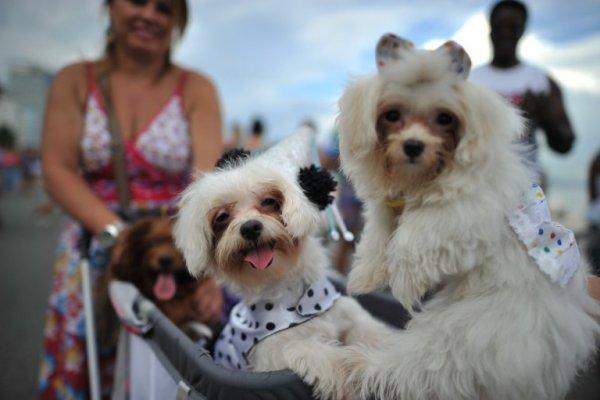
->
(509, 183), (581, 286)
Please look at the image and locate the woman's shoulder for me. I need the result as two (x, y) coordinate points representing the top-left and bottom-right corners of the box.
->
(54, 61), (90, 85)
(178, 67), (217, 93)
(51, 61), (95, 103)
(176, 66), (219, 109)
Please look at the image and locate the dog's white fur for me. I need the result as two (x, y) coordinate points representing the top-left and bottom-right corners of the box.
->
(337, 38), (600, 399)
(174, 152), (391, 399)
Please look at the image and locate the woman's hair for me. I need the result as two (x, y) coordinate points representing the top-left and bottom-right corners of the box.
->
(104, 0), (189, 65)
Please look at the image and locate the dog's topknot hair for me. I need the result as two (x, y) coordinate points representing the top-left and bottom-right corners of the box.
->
(298, 165), (337, 210)
(215, 148), (251, 169)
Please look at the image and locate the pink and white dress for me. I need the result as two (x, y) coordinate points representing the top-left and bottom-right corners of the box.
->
(39, 63), (193, 400)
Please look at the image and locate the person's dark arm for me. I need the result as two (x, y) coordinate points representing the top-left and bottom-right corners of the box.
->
(537, 78), (575, 154)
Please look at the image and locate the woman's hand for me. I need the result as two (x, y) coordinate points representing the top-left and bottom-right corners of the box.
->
(192, 278), (224, 324)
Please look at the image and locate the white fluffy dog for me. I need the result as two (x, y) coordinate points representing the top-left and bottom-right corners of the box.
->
(174, 128), (390, 399)
(337, 34), (600, 399)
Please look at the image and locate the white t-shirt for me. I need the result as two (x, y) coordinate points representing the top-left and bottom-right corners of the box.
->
(470, 63), (551, 165)
(470, 62), (550, 107)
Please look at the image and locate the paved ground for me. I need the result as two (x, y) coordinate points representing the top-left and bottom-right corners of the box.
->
(0, 189), (61, 399)
(0, 187), (598, 399)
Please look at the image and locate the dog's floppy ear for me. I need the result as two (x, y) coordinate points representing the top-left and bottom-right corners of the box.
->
(455, 83), (524, 166)
(376, 33), (414, 71)
(173, 183), (213, 278)
(434, 40), (471, 79)
(109, 218), (154, 284)
(298, 165), (337, 210)
(338, 78), (379, 160)
(278, 173), (322, 239)
(215, 148), (251, 170)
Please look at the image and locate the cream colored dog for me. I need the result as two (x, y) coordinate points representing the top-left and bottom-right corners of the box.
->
(336, 34), (600, 399)
(174, 128), (391, 399)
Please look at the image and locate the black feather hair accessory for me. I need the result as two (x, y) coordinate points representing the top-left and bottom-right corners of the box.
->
(214, 148), (251, 169)
(298, 165), (337, 210)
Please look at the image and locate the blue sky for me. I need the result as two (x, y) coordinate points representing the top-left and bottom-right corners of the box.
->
(0, 0), (599, 225)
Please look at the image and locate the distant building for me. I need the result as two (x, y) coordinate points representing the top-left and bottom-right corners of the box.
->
(0, 84), (26, 148)
(8, 65), (52, 147)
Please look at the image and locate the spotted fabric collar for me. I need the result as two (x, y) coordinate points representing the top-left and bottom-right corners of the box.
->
(214, 276), (340, 370)
(509, 183), (580, 286)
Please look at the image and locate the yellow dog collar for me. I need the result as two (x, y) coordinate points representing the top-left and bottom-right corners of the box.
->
(385, 196), (406, 209)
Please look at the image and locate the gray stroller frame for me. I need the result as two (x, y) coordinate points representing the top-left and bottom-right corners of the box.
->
(109, 278), (410, 400)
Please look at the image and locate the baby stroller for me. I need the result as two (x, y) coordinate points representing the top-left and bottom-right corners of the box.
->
(107, 275), (410, 400)
(74, 124), (409, 399)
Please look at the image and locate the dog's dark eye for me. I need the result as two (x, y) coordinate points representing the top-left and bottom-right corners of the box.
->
(214, 212), (230, 224)
(261, 197), (280, 210)
(436, 112), (454, 126)
(384, 109), (401, 123)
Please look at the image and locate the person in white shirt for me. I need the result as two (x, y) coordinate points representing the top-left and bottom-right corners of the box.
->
(470, 0), (575, 172)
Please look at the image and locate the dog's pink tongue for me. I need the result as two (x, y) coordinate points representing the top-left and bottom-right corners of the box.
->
(154, 274), (177, 301)
(244, 245), (274, 271)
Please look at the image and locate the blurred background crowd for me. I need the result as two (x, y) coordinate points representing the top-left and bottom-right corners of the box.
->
(0, 0), (598, 398)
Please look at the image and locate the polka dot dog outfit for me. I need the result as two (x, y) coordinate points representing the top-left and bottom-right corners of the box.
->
(509, 183), (581, 286)
(215, 277), (340, 370)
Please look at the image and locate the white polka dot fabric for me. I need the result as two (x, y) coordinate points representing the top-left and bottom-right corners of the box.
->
(509, 183), (581, 286)
(214, 277), (341, 370)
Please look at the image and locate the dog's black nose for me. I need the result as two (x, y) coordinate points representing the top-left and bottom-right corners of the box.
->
(403, 139), (425, 158)
(158, 255), (173, 271)
(240, 220), (263, 241)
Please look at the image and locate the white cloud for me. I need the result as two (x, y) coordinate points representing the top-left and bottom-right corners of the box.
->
(423, 13), (491, 67)
(521, 34), (600, 94)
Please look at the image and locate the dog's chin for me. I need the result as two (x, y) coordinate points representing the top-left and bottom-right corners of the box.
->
(384, 155), (444, 193)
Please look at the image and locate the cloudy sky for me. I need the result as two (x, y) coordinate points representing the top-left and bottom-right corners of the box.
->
(0, 0), (599, 224)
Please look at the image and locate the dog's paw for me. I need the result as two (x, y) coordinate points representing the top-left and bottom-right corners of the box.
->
(388, 264), (429, 311)
(347, 260), (388, 295)
(284, 345), (347, 400)
(341, 346), (379, 400)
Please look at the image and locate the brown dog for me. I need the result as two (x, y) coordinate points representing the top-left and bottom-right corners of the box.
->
(99, 216), (220, 345)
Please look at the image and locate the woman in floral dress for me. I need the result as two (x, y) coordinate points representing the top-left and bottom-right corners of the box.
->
(38, 0), (224, 398)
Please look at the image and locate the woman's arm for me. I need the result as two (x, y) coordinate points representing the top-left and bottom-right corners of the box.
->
(183, 71), (224, 322)
(184, 72), (223, 172)
(41, 63), (122, 235)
